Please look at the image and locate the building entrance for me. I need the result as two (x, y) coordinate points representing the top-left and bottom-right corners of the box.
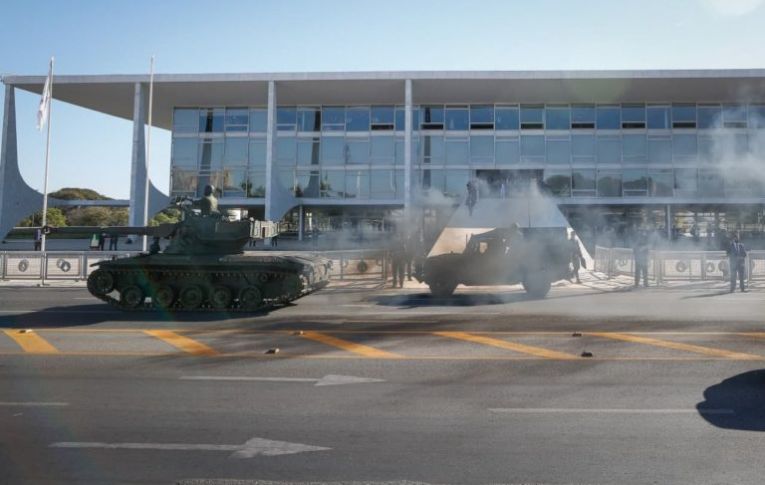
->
(475, 169), (543, 197)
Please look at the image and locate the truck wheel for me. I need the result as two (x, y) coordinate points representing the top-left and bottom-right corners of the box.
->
(429, 281), (457, 297)
(522, 274), (551, 298)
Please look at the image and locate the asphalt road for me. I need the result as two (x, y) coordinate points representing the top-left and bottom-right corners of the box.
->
(1, 281), (764, 485)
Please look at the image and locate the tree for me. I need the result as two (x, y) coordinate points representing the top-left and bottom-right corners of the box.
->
(150, 208), (181, 227)
(18, 208), (67, 227)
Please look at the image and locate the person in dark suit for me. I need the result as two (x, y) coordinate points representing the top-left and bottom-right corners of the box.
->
(727, 231), (747, 293)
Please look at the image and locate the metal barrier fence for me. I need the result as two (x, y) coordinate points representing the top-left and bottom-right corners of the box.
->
(0, 250), (389, 282)
(594, 246), (765, 283)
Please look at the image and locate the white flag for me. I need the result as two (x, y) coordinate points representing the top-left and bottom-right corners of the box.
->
(36, 60), (52, 131)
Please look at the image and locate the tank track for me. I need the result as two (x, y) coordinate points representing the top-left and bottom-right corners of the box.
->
(88, 268), (328, 312)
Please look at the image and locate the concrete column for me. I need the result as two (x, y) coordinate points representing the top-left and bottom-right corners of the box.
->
(665, 204), (672, 239)
(0, 85), (43, 240)
(129, 83), (148, 228)
(404, 80), (413, 208)
(298, 204), (304, 241)
(265, 81), (276, 222)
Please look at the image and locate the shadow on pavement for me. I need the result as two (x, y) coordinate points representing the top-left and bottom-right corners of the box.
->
(0, 303), (278, 328)
(697, 369), (765, 431)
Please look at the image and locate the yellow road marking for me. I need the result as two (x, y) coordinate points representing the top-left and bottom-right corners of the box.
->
(2, 330), (58, 354)
(300, 331), (402, 359)
(143, 330), (219, 356)
(589, 332), (763, 360)
(434, 331), (578, 360)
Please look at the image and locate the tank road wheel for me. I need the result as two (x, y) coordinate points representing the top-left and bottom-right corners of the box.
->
(153, 285), (175, 309)
(522, 273), (551, 299)
(282, 274), (303, 300)
(239, 286), (263, 310)
(87, 269), (114, 296)
(179, 285), (205, 310)
(120, 285), (145, 309)
(429, 280), (457, 298)
(209, 285), (233, 310)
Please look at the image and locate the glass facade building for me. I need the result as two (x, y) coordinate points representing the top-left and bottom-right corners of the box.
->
(171, 102), (765, 202)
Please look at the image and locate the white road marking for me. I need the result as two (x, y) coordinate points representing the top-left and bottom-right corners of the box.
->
(0, 402), (69, 407)
(489, 408), (734, 415)
(51, 436), (330, 458)
(180, 374), (385, 386)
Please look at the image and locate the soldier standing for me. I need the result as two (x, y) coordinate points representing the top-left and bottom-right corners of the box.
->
(568, 231), (585, 284)
(633, 231), (650, 288)
(390, 236), (406, 288)
(727, 231), (747, 293)
(466, 181), (477, 216)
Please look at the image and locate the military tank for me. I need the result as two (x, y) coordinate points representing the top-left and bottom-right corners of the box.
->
(83, 187), (331, 311)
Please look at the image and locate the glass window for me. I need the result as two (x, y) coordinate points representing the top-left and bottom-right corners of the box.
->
(276, 107), (297, 131)
(320, 136), (344, 164)
(748, 104), (765, 129)
(198, 139), (224, 170)
(221, 169), (247, 197)
(173, 108), (198, 134)
(421, 105), (444, 129)
(395, 107), (405, 131)
(395, 169), (405, 198)
(672, 104), (696, 128)
(571, 105), (595, 129)
(297, 137), (320, 166)
(571, 135), (596, 162)
(321, 170), (345, 198)
(698, 105), (721, 130)
(249, 109), (267, 133)
(621, 104), (645, 129)
(495, 106), (520, 130)
(248, 139), (266, 168)
(520, 105), (544, 130)
(371, 106), (394, 130)
(647, 106), (670, 129)
(370, 169), (396, 199)
(295, 169), (320, 198)
(422, 135), (445, 164)
(395, 137), (405, 166)
(521, 135), (545, 161)
(495, 137), (520, 165)
(470, 135), (494, 163)
(572, 169), (596, 196)
(699, 169), (724, 196)
(673, 134), (697, 160)
(171, 169), (198, 196)
(344, 170), (370, 199)
(674, 168), (698, 196)
(370, 135), (395, 164)
(346, 138), (369, 164)
(172, 137), (198, 168)
(622, 169), (648, 196)
(722, 104), (747, 128)
(277, 168), (295, 195)
(649, 170), (673, 197)
(698, 135), (719, 162)
(445, 170), (470, 198)
(647, 136), (672, 164)
(346, 107), (370, 132)
(225, 108), (249, 132)
(470, 105), (494, 129)
(276, 136), (296, 165)
(546, 107), (571, 130)
(544, 170), (571, 196)
(246, 171), (266, 197)
(224, 137), (248, 166)
(596, 106), (620, 130)
(445, 107), (469, 131)
(597, 136), (621, 163)
(422, 169), (446, 192)
(298, 107), (321, 132)
(546, 137), (571, 164)
(623, 134), (646, 162)
(597, 170), (622, 197)
(322, 107), (345, 131)
(199, 108), (224, 133)
(445, 138), (469, 165)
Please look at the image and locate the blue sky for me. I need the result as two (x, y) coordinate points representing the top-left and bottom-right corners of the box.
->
(1, 0), (765, 198)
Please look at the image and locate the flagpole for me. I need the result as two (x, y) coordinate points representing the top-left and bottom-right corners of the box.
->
(142, 56), (154, 252)
(41, 57), (54, 254)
